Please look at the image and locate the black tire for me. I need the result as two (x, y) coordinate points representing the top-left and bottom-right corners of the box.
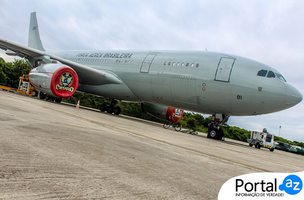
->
(100, 103), (107, 112)
(48, 96), (54, 102)
(270, 148), (274, 152)
(32, 90), (38, 97)
(249, 143), (253, 147)
(163, 122), (170, 129)
(107, 105), (114, 114)
(113, 106), (121, 115)
(210, 128), (223, 140)
(209, 129), (218, 139)
(55, 98), (62, 103)
(255, 143), (261, 149)
(39, 92), (46, 100)
(216, 129), (224, 140)
(173, 123), (182, 132)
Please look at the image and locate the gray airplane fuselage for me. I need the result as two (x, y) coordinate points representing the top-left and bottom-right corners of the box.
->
(52, 50), (302, 116)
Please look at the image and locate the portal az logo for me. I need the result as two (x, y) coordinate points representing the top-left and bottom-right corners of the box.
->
(279, 175), (303, 195)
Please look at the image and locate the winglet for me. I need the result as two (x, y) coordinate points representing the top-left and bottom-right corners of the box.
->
(28, 12), (45, 51)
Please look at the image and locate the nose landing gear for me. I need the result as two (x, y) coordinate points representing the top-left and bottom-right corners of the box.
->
(209, 114), (229, 140)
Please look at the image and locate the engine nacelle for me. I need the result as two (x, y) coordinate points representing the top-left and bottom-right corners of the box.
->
(141, 103), (184, 123)
(29, 63), (79, 98)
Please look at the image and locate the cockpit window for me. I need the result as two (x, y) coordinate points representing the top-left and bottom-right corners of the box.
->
(267, 71), (276, 78)
(276, 73), (287, 82)
(257, 70), (267, 77)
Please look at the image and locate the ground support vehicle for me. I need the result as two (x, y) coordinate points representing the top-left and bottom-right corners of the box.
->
(248, 131), (275, 152)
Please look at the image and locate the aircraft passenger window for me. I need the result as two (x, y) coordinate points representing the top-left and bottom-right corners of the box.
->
(186, 63), (189, 67)
(276, 73), (287, 82)
(257, 70), (268, 77)
(164, 61), (167, 65)
(168, 62), (171, 66)
(267, 71), (276, 78)
(172, 62), (176, 66)
(191, 63), (194, 67)
(181, 62), (185, 66)
(177, 62), (180, 66)
(196, 63), (199, 68)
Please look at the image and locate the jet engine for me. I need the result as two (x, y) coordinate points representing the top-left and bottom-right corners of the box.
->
(141, 103), (184, 123)
(29, 63), (79, 98)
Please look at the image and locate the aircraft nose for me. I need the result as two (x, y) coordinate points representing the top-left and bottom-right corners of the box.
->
(285, 84), (302, 108)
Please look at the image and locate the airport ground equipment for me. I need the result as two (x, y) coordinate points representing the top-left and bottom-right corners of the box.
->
(0, 74), (37, 96)
(248, 131), (275, 152)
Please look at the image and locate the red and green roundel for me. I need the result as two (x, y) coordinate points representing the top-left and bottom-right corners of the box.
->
(50, 66), (79, 98)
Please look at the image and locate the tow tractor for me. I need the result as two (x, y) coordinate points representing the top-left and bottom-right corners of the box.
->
(0, 74), (37, 97)
(247, 129), (275, 152)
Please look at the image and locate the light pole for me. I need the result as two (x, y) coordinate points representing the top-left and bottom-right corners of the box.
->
(278, 126), (282, 137)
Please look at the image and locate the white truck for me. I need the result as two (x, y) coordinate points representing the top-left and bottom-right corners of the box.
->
(247, 130), (275, 152)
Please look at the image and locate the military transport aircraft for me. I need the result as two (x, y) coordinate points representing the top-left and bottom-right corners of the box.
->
(0, 12), (302, 140)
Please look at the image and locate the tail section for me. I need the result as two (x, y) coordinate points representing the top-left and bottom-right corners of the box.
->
(28, 12), (45, 51)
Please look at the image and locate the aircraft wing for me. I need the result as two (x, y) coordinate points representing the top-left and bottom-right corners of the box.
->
(0, 38), (121, 85)
(0, 38), (44, 57)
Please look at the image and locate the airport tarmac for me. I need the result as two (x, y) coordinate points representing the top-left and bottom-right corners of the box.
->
(0, 90), (303, 199)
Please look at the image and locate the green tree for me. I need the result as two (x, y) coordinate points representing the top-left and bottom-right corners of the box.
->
(0, 58), (31, 88)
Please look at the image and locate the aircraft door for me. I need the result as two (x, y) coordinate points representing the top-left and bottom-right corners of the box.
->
(140, 54), (157, 73)
(215, 57), (235, 82)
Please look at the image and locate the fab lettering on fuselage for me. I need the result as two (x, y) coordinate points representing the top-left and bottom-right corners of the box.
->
(76, 52), (133, 59)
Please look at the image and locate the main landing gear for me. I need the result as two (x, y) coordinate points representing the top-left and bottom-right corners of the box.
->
(39, 92), (62, 103)
(209, 127), (224, 140)
(209, 114), (229, 140)
(100, 100), (121, 115)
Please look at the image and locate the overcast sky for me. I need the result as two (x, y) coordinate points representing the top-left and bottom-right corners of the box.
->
(0, 0), (303, 142)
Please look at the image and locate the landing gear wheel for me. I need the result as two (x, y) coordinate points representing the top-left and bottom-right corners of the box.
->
(210, 130), (217, 139)
(32, 90), (38, 97)
(255, 143), (261, 149)
(217, 129), (224, 140)
(107, 105), (114, 114)
(113, 106), (121, 115)
(55, 98), (62, 103)
(39, 92), (46, 100)
(210, 128), (223, 140)
(47, 96), (54, 102)
(173, 123), (182, 132)
(163, 122), (170, 129)
(100, 103), (107, 112)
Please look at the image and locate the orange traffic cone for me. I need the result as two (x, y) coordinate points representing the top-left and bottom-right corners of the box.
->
(76, 100), (80, 109)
